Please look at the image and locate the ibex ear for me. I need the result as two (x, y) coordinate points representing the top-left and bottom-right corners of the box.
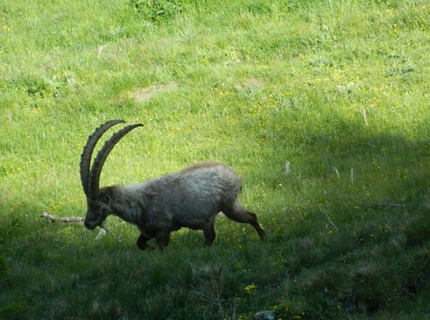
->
(102, 194), (111, 204)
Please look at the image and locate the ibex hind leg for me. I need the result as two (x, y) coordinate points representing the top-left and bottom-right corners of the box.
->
(222, 201), (267, 240)
(203, 224), (216, 246)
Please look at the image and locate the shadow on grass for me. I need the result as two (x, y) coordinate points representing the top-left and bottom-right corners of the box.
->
(1, 110), (429, 319)
(259, 109), (430, 317)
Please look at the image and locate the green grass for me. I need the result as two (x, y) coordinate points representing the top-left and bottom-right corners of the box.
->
(1, 0), (430, 318)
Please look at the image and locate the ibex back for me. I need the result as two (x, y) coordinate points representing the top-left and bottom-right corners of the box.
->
(80, 120), (266, 249)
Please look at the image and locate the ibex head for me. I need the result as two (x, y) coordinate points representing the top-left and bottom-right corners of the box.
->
(80, 120), (143, 230)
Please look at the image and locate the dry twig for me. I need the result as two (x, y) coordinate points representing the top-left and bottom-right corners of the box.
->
(40, 211), (84, 223)
(40, 211), (107, 239)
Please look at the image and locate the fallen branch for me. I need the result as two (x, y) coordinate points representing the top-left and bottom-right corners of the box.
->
(40, 211), (84, 223)
(40, 211), (107, 239)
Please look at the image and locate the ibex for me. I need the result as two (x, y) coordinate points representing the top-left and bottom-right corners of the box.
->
(80, 120), (266, 249)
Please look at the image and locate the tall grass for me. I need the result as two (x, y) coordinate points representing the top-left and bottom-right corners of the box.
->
(1, 0), (429, 318)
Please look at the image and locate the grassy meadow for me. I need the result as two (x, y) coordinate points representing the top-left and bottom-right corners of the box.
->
(1, 0), (430, 318)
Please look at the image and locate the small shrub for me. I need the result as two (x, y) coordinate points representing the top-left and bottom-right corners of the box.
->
(130, 0), (183, 22)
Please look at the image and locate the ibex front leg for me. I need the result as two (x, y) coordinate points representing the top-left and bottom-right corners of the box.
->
(155, 231), (171, 248)
(137, 233), (152, 250)
(203, 224), (216, 246)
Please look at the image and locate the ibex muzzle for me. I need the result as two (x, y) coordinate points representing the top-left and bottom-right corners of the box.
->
(80, 120), (266, 249)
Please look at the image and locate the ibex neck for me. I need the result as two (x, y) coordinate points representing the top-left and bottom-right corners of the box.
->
(110, 185), (145, 226)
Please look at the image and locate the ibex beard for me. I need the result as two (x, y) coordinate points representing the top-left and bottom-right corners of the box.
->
(80, 120), (267, 249)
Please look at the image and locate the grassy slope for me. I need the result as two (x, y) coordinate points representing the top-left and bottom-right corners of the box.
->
(1, 0), (429, 319)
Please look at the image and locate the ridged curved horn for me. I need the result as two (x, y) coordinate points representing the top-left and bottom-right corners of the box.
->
(89, 123), (143, 199)
(80, 120), (126, 198)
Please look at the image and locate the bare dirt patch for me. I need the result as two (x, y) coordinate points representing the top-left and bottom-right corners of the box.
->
(244, 78), (265, 90)
(132, 81), (178, 103)
(234, 78), (265, 94)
